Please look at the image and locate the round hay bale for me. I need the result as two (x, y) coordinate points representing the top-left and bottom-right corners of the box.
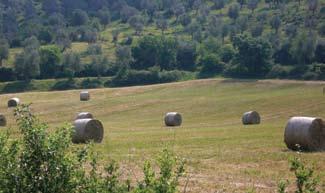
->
(8, 98), (20, 107)
(0, 114), (6, 127)
(242, 111), (261, 125)
(284, 117), (325, 151)
(165, 112), (182, 127)
(80, 91), (90, 101)
(76, 112), (94, 120)
(72, 119), (104, 144)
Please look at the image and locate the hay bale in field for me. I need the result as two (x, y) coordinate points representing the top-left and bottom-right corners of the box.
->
(80, 91), (90, 101)
(0, 114), (6, 127)
(8, 98), (20, 107)
(242, 111), (261, 125)
(76, 112), (94, 120)
(284, 117), (325, 151)
(72, 119), (104, 144)
(165, 112), (182, 127)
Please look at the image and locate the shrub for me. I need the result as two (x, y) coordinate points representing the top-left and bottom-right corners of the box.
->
(109, 68), (184, 87)
(81, 78), (103, 89)
(220, 45), (235, 64)
(302, 72), (319, 80)
(159, 70), (185, 83)
(51, 78), (78, 90)
(0, 67), (16, 82)
(0, 104), (185, 193)
(266, 64), (291, 79)
(0, 104), (86, 193)
(278, 157), (320, 193)
(198, 54), (225, 78)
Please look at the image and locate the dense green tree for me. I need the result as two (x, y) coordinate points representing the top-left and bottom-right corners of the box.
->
(132, 35), (178, 70)
(116, 45), (133, 67)
(274, 40), (295, 65)
(176, 41), (197, 71)
(179, 14), (192, 27)
(307, 0), (318, 15)
(173, 3), (185, 21)
(290, 31), (317, 65)
(62, 51), (82, 75)
(71, 9), (89, 26)
(318, 22), (325, 36)
(128, 15), (145, 35)
(199, 54), (224, 77)
(228, 3), (240, 21)
(39, 45), (62, 78)
(90, 55), (109, 76)
(220, 44), (236, 63)
(237, 16), (249, 33)
(213, 0), (225, 12)
(186, 21), (202, 40)
(55, 30), (71, 51)
(156, 18), (168, 34)
(0, 39), (9, 66)
(270, 15), (281, 33)
(140, 0), (157, 22)
(14, 37), (41, 80)
(232, 34), (272, 77)
(120, 5), (139, 23)
(42, 0), (60, 15)
(315, 39), (325, 63)
(97, 8), (111, 27)
(251, 24), (264, 37)
(15, 50), (40, 80)
(247, 0), (259, 14)
(237, 0), (246, 9)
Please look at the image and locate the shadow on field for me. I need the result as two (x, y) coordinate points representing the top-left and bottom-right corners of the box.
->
(221, 79), (259, 84)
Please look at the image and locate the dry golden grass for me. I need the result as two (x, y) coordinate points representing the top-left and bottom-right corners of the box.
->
(1, 78), (325, 192)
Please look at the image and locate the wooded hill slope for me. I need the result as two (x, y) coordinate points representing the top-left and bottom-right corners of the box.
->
(0, 0), (324, 84)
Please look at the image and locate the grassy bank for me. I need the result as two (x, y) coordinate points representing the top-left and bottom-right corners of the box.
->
(0, 78), (325, 192)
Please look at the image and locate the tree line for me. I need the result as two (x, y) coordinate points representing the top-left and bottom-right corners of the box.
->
(0, 0), (324, 83)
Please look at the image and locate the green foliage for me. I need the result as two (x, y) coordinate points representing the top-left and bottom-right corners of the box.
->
(110, 67), (187, 87)
(62, 51), (82, 76)
(0, 104), (84, 192)
(228, 3), (240, 21)
(231, 34), (272, 77)
(1, 0), (325, 83)
(86, 44), (102, 55)
(0, 39), (9, 66)
(51, 78), (78, 90)
(199, 54), (224, 78)
(40, 45), (62, 78)
(267, 64), (292, 79)
(290, 31), (317, 65)
(132, 35), (178, 70)
(71, 9), (89, 26)
(278, 157), (320, 193)
(134, 149), (185, 193)
(81, 78), (104, 89)
(0, 104), (185, 193)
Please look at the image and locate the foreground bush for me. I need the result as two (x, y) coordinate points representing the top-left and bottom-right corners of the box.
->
(278, 157), (320, 193)
(0, 105), (185, 193)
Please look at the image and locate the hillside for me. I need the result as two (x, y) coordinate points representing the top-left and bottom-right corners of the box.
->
(0, 78), (325, 192)
(0, 0), (324, 84)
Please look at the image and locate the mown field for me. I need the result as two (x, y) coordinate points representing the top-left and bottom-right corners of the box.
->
(1, 78), (325, 192)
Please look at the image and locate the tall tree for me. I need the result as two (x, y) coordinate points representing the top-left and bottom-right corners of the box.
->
(228, 3), (240, 21)
(0, 39), (9, 67)
(232, 34), (272, 77)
